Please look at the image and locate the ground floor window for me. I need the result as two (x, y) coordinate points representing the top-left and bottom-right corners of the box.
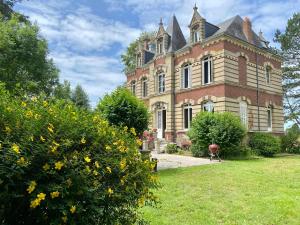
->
(202, 101), (214, 112)
(267, 107), (272, 131)
(239, 101), (248, 128)
(183, 104), (192, 129)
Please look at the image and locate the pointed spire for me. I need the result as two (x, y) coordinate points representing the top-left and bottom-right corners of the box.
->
(159, 17), (163, 26)
(193, 3), (198, 11)
(166, 14), (187, 51)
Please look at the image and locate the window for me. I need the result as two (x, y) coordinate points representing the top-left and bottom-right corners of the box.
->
(192, 25), (200, 43)
(202, 101), (214, 112)
(182, 64), (191, 88)
(131, 81), (136, 95)
(183, 104), (193, 129)
(158, 73), (165, 93)
(142, 78), (148, 97)
(267, 106), (272, 131)
(202, 56), (213, 84)
(193, 31), (199, 42)
(265, 66), (271, 84)
(239, 101), (248, 128)
(157, 38), (163, 54)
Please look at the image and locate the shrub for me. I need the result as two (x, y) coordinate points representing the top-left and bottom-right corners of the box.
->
(97, 87), (149, 136)
(249, 132), (281, 157)
(165, 143), (178, 154)
(188, 112), (246, 157)
(0, 84), (158, 225)
(281, 124), (300, 154)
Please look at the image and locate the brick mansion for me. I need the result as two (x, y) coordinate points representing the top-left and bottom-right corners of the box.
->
(126, 5), (284, 143)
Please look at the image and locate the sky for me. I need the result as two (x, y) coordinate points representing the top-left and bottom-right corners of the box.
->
(15, 0), (300, 107)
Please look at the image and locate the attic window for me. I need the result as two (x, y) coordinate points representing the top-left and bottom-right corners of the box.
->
(157, 38), (163, 54)
(192, 25), (200, 42)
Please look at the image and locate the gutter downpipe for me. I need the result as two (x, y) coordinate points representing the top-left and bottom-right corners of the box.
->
(255, 51), (261, 131)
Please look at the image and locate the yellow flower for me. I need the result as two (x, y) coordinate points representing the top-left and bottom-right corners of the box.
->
(54, 161), (64, 170)
(85, 166), (91, 173)
(80, 137), (86, 144)
(47, 126), (54, 133)
(11, 143), (20, 154)
(43, 163), (50, 171)
(94, 161), (100, 168)
(4, 126), (12, 133)
(120, 178), (125, 186)
(40, 136), (46, 142)
(34, 113), (41, 120)
(93, 170), (99, 176)
(111, 131), (116, 137)
(50, 191), (60, 199)
(120, 159), (126, 170)
(37, 192), (46, 200)
(70, 205), (76, 214)
(62, 216), (67, 223)
(106, 166), (112, 174)
(107, 187), (113, 196)
(25, 110), (33, 118)
(27, 181), (37, 194)
(136, 139), (143, 146)
(84, 156), (91, 163)
(29, 135), (34, 142)
(130, 127), (136, 136)
(105, 145), (112, 151)
(43, 101), (48, 107)
(21, 101), (27, 107)
(30, 198), (40, 208)
(17, 157), (26, 165)
(124, 126), (128, 131)
(31, 96), (37, 102)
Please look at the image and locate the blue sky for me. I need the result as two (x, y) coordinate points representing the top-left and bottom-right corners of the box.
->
(15, 0), (300, 107)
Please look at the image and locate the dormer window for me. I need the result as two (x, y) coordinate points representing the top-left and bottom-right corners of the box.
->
(137, 53), (142, 67)
(192, 25), (200, 43)
(157, 38), (163, 54)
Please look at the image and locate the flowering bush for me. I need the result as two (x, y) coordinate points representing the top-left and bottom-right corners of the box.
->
(0, 84), (158, 225)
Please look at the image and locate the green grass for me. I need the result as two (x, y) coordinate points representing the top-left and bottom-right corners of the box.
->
(142, 155), (300, 225)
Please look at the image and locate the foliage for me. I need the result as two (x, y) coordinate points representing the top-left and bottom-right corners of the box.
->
(71, 84), (90, 110)
(249, 132), (281, 157)
(188, 112), (246, 157)
(121, 31), (156, 73)
(281, 124), (300, 153)
(53, 80), (72, 100)
(0, 14), (59, 96)
(274, 13), (300, 126)
(165, 143), (178, 154)
(97, 87), (149, 136)
(0, 0), (26, 20)
(0, 84), (158, 225)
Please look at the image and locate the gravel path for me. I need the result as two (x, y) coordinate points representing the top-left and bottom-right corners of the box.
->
(151, 152), (221, 170)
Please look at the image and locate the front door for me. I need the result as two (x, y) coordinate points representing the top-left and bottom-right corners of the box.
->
(157, 109), (166, 139)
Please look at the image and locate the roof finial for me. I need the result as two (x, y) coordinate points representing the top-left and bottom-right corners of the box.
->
(193, 3), (198, 11)
(159, 17), (163, 26)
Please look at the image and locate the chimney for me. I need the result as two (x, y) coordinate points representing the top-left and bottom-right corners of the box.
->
(243, 17), (254, 44)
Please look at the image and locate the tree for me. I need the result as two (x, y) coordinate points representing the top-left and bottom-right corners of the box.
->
(121, 31), (155, 73)
(0, 0), (27, 21)
(71, 84), (90, 109)
(97, 87), (149, 136)
(274, 13), (300, 126)
(53, 80), (72, 100)
(0, 14), (59, 96)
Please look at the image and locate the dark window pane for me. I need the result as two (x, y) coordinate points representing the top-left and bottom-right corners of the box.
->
(189, 108), (192, 125)
(204, 61), (208, 84)
(184, 108), (188, 129)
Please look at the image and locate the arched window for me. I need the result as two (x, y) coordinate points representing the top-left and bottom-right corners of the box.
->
(239, 101), (248, 128)
(202, 56), (213, 85)
(142, 77), (148, 97)
(182, 64), (191, 89)
(131, 80), (136, 95)
(158, 73), (165, 93)
(265, 66), (271, 84)
(202, 101), (214, 112)
(183, 104), (193, 129)
(267, 106), (272, 131)
(192, 25), (200, 43)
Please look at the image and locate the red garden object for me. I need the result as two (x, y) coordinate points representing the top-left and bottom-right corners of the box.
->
(209, 144), (221, 162)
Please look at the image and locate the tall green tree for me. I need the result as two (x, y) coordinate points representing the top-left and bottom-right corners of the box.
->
(274, 13), (300, 126)
(0, 0), (27, 21)
(53, 80), (72, 100)
(0, 14), (59, 96)
(71, 84), (90, 109)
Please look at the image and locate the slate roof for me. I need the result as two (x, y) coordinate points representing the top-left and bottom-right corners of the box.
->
(166, 15), (187, 52)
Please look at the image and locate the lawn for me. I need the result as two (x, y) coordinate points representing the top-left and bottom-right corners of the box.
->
(142, 155), (300, 225)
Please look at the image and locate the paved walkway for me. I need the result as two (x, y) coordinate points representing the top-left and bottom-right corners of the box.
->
(151, 152), (221, 170)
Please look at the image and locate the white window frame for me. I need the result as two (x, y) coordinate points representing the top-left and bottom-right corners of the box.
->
(202, 101), (214, 112)
(182, 64), (192, 89)
(202, 56), (213, 85)
(131, 81), (136, 95)
(265, 66), (271, 84)
(193, 31), (199, 42)
(158, 73), (165, 93)
(157, 39), (163, 54)
(267, 107), (272, 131)
(239, 101), (248, 129)
(142, 78), (148, 97)
(183, 104), (193, 130)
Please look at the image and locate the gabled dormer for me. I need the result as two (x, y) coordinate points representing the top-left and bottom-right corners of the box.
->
(156, 18), (169, 55)
(188, 4), (206, 43)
